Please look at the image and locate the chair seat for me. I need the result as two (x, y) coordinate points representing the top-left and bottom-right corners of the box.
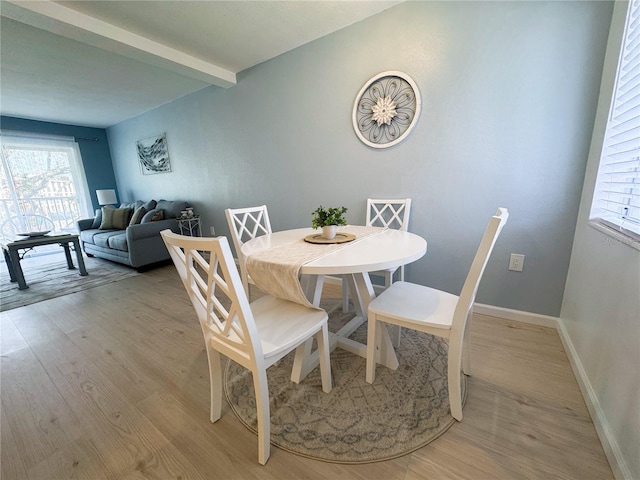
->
(251, 295), (328, 360)
(368, 281), (458, 330)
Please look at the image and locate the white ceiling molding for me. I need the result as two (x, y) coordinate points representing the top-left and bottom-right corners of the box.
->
(1, 0), (237, 88)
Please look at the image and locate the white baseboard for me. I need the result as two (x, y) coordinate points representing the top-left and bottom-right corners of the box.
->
(556, 319), (631, 480)
(473, 303), (559, 328)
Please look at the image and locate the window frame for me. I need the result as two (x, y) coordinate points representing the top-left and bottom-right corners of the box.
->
(589, 0), (640, 251)
(0, 131), (93, 238)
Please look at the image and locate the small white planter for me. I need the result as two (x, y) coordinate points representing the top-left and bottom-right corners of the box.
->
(322, 225), (337, 240)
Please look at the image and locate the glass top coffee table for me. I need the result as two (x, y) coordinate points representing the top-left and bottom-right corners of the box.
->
(1, 233), (88, 290)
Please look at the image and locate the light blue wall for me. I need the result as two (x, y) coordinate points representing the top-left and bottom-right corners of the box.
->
(107, 1), (613, 317)
(0, 115), (117, 211)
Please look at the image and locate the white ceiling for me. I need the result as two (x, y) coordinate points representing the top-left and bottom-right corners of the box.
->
(0, 0), (401, 128)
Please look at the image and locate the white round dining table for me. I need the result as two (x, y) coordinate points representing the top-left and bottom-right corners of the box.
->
(242, 227), (426, 275)
(241, 226), (427, 382)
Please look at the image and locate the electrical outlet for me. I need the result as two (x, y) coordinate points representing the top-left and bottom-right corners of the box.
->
(509, 254), (525, 272)
(210, 226), (216, 236)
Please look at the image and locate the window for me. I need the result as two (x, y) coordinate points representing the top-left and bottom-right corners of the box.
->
(590, 0), (640, 248)
(0, 132), (92, 241)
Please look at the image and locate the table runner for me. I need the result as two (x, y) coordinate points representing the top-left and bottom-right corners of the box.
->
(245, 225), (384, 308)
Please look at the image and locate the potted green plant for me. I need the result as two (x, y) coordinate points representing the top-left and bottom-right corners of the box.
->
(312, 205), (348, 240)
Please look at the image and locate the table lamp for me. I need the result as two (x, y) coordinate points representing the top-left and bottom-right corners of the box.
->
(96, 189), (117, 207)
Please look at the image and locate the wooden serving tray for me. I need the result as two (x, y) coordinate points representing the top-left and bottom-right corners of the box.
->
(304, 233), (356, 244)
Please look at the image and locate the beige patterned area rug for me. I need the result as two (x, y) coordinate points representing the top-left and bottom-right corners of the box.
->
(1, 252), (139, 312)
(224, 303), (467, 464)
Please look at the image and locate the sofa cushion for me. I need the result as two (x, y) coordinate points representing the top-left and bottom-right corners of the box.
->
(80, 229), (104, 243)
(100, 207), (132, 230)
(141, 209), (164, 223)
(107, 233), (128, 252)
(156, 200), (188, 219)
(79, 229), (127, 251)
(129, 206), (147, 226)
(91, 230), (124, 248)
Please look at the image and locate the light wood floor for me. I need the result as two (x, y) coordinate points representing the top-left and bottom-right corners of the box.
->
(1, 263), (613, 479)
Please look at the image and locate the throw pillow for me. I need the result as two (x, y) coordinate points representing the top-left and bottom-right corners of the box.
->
(91, 208), (103, 229)
(141, 209), (164, 223)
(129, 206), (147, 226)
(144, 200), (157, 210)
(119, 201), (137, 210)
(100, 207), (132, 230)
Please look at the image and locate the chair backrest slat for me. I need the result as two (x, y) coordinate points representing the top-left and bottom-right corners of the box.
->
(161, 230), (263, 362)
(452, 208), (509, 336)
(225, 205), (273, 294)
(366, 198), (412, 231)
(226, 205), (272, 257)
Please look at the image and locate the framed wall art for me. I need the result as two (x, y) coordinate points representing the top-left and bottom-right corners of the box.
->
(352, 71), (421, 149)
(137, 133), (171, 175)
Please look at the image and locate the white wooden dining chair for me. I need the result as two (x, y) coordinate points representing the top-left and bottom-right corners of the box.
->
(342, 198), (412, 313)
(365, 207), (508, 421)
(161, 230), (331, 465)
(225, 205), (272, 296)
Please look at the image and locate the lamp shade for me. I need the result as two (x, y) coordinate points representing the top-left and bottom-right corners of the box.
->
(96, 189), (117, 206)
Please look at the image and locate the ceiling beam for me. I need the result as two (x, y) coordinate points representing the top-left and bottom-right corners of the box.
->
(1, 0), (237, 88)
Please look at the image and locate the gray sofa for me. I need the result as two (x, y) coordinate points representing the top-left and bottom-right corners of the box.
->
(77, 199), (190, 269)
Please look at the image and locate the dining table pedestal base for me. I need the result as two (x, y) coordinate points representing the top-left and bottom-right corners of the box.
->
(291, 272), (400, 384)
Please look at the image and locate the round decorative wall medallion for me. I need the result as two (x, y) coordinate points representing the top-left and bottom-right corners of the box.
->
(352, 71), (421, 149)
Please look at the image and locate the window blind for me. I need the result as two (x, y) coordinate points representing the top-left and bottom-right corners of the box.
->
(591, 0), (640, 239)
